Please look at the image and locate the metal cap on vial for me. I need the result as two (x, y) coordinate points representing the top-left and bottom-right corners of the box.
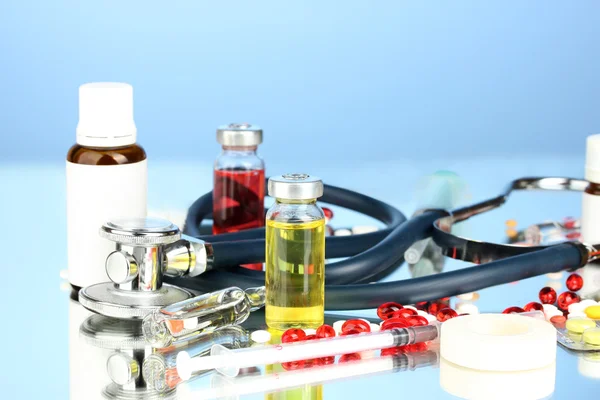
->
(216, 123), (263, 147)
(268, 174), (324, 200)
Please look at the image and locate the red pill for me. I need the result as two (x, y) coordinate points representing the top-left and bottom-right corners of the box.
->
(341, 329), (364, 336)
(339, 353), (361, 363)
(381, 318), (409, 331)
(406, 315), (429, 326)
(428, 302), (449, 316)
(502, 306), (525, 314)
(322, 207), (334, 221)
(392, 308), (418, 319)
(566, 232), (581, 240)
(321, 356), (335, 365)
(342, 319), (371, 334)
(566, 273), (583, 292)
(282, 329), (306, 343)
(377, 302), (404, 320)
(316, 324), (336, 338)
(282, 360), (305, 370)
(563, 217), (577, 230)
(550, 315), (566, 329)
(397, 342), (428, 353)
(381, 347), (402, 357)
(539, 287), (557, 305)
(436, 308), (458, 322)
(415, 301), (430, 311)
(557, 291), (580, 311)
(524, 302), (544, 312)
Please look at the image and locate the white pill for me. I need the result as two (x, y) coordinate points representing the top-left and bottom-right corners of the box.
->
(351, 226), (378, 235)
(579, 299), (598, 309)
(304, 329), (317, 335)
(334, 229), (352, 236)
(370, 323), (381, 332)
(456, 303), (479, 315)
(417, 310), (429, 318)
(542, 304), (558, 313)
(567, 311), (587, 320)
(333, 320), (346, 334)
(251, 330), (272, 344)
(542, 304), (561, 320)
(424, 314), (437, 323)
(457, 292), (475, 301)
(545, 272), (564, 280)
(568, 302), (587, 314)
(404, 306), (418, 311)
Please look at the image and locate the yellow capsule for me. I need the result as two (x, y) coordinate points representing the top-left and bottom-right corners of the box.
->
(565, 317), (596, 334)
(584, 305), (600, 320)
(582, 328), (600, 346)
(505, 219), (517, 228)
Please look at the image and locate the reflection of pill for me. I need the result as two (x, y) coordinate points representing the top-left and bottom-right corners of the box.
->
(585, 305), (600, 319)
(582, 328), (600, 346)
(505, 228), (518, 238)
(568, 332), (583, 343)
(505, 219), (517, 227)
(566, 318), (596, 333)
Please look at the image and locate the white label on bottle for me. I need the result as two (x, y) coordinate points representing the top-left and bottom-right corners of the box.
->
(66, 160), (147, 287)
(581, 192), (600, 245)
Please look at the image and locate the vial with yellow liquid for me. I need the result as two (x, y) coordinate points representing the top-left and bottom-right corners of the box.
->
(265, 174), (325, 330)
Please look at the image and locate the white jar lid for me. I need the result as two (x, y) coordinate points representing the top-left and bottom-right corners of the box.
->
(440, 313), (556, 372)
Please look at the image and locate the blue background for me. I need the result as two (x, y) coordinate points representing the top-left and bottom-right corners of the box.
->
(1, 2), (600, 398)
(1, 1), (599, 165)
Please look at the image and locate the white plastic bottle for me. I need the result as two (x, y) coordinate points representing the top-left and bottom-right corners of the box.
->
(580, 134), (600, 298)
(66, 83), (147, 288)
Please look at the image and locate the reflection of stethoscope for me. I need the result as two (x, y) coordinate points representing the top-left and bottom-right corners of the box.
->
(79, 176), (599, 319)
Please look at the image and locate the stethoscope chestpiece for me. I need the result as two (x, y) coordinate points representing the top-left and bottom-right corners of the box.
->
(79, 217), (196, 320)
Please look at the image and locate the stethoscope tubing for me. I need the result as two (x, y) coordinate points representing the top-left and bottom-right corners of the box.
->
(174, 177), (590, 310)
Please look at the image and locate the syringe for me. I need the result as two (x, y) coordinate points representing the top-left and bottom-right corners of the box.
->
(177, 324), (440, 379)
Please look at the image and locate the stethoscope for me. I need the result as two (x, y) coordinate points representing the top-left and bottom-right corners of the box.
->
(79, 176), (599, 319)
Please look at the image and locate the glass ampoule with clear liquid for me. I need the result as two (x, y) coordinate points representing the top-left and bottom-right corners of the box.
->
(265, 174), (326, 330)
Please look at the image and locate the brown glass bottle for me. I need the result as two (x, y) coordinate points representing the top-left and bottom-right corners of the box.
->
(67, 144), (146, 165)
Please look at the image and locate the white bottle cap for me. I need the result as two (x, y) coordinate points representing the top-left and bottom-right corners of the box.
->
(585, 134), (600, 182)
(76, 82), (137, 147)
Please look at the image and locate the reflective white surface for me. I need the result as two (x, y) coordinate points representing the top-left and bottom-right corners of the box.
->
(2, 157), (600, 399)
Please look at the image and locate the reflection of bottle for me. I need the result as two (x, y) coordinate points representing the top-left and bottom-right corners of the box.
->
(266, 174), (325, 330)
(143, 286), (265, 348)
(69, 297), (108, 400)
(66, 83), (147, 289)
(265, 329), (323, 400)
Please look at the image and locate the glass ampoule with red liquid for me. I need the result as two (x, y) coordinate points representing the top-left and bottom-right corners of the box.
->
(213, 123), (265, 270)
